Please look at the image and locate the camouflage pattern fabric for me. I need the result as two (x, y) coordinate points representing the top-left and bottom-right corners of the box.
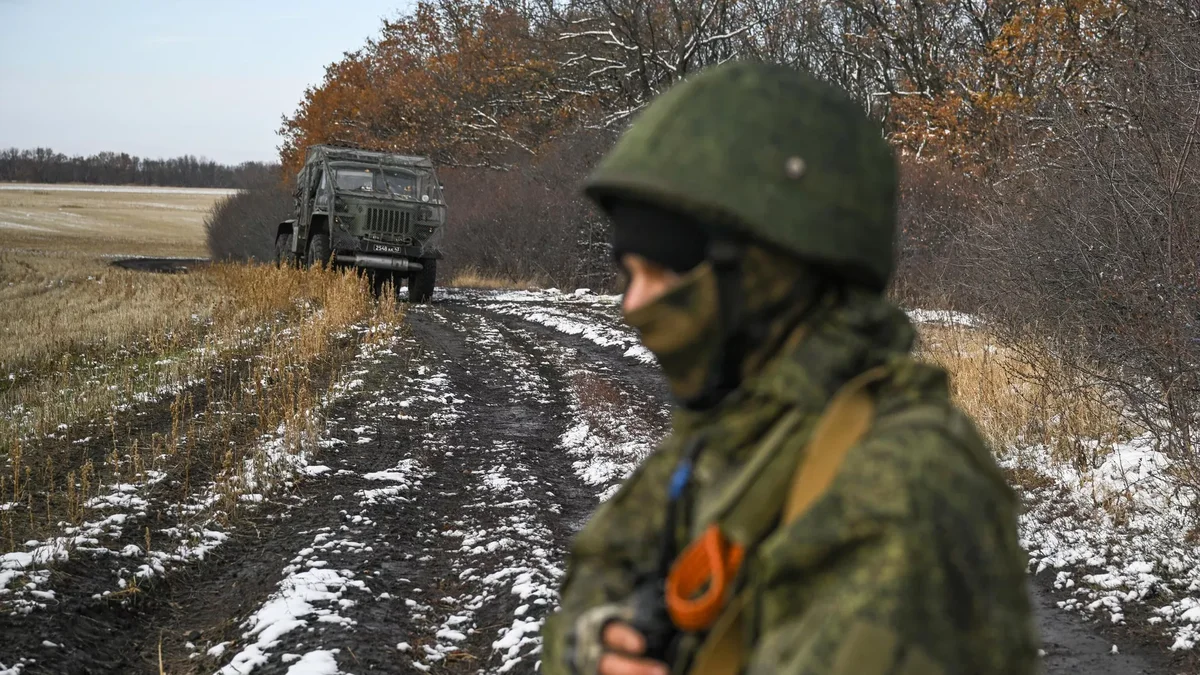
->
(541, 281), (1039, 674)
(546, 60), (1037, 675)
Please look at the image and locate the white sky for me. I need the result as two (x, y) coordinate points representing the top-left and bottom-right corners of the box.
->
(0, 0), (411, 164)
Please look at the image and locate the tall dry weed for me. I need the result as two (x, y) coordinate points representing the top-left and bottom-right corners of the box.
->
(916, 323), (1129, 471)
(448, 265), (543, 290)
(0, 262), (403, 553)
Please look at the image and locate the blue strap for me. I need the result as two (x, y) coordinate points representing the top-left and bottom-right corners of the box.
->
(669, 460), (694, 501)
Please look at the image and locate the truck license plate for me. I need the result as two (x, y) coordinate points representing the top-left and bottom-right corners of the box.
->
(373, 244), (403, 254)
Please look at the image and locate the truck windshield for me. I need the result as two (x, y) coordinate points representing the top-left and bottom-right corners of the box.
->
(333, 166), (421, 199)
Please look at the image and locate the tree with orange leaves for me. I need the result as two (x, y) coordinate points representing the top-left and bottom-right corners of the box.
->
(280, 0), (583, 174)
(281, 0), (1168, 174)
(829, 0), (1138, 166)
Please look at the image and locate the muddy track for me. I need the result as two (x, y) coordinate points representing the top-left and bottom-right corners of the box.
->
(164, 303), (596, 673)
(109, 258), (210, 274)
(0, 292), (1184, 674)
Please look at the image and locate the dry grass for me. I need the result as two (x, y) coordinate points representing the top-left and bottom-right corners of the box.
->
(0, 263), (403, 553)
(571, 370), (626, 438)
(0, 184), (223, 257)
(0, 251), (217, 373)
(0, 262), (392, 442)
(0, 185), (406, 555)
(448, 265), (543, 290)
(0, 185), (230, 373)
(915, 323), (1132, 470)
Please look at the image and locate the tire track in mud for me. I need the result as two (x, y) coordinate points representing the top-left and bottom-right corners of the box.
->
(195, 302), (609, 674)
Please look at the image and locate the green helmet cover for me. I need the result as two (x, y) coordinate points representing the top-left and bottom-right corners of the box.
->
(585, 61), (898, 290)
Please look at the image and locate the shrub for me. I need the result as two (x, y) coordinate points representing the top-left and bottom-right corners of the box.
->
(440, 126), (617, 290)
(205, 176), (294, 262)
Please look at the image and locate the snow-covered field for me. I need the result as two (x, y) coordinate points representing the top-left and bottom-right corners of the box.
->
(0, 323), (403, 618)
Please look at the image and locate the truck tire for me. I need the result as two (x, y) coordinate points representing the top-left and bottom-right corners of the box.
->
(409, 258), (437, 302)
(307, 233), (332, 270)
(368, 269), (397, 298)
(275, 232), (292, 267)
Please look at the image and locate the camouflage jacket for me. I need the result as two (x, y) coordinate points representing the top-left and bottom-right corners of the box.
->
(541, 295), (1038, 675)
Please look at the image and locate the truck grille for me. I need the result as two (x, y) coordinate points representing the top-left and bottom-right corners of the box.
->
(366, 207), (412, 239)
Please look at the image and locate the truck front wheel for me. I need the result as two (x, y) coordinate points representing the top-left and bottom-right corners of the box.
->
(368, 269), (397, 298)
(409, 259), (437, 302)
(307, 233), (332, 270)
(275, 232), (292, 268)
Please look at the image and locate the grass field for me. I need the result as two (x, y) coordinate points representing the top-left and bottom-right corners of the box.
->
(0, 184), (229, 373)
(0, 183), (229, 257)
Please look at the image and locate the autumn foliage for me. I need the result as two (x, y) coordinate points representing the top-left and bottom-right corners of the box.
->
(279, 0), (581, 174)
(277, 0), (1193, 288)
(882, 0), (1138, 166)
(281, 0), (1189, 172)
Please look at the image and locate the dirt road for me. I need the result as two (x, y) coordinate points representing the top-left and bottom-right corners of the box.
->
(0, 290), (1179, 674)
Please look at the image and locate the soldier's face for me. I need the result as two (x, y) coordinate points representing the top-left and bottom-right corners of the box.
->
(620, 253), (681, 315)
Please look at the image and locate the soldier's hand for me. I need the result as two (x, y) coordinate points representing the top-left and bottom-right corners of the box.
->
(599, 622), (669, 675)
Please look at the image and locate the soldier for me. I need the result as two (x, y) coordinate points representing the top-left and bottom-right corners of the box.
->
(541, 62), (1038, 675)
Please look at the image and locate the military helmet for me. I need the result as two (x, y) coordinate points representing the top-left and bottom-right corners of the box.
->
(585, 61), (898, 291)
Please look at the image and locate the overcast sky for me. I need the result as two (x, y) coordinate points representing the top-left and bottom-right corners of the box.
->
(0, 0), (409, 164)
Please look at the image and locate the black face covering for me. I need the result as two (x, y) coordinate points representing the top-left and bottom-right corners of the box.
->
(608, 200), (709, 274)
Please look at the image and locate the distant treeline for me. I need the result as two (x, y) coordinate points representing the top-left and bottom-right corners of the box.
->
(0, 147), (281, 189)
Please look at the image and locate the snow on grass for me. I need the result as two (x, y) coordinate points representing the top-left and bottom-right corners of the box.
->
(283, 649), (341, 674)
(559, 416), (654, 502)
(1008, 435), (1200, 651)
(905, 308), (982, 327)
(0, 321), (406, 615)
(496, 305), (647, 364)
(461, 291), (980, 363)
(357, 458), (428, 506)
(0, 474), (188, 612)
(0, 659), (30, 674)
(452, 288), (656, 364)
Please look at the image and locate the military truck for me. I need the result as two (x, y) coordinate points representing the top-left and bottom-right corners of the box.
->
(276, 145), (446, 302)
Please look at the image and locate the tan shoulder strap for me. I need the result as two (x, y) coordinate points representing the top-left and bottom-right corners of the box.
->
(687, 366), (888, 675)
(782, 366), (885, 524)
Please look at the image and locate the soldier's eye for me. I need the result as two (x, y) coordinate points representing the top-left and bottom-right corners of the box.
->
(616, 267), (631, 294)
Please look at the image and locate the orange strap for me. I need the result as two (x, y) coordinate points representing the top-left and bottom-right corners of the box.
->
(665, 524), (745, 632)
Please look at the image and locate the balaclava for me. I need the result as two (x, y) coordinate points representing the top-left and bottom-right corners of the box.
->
(609, 199), (826, 409)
